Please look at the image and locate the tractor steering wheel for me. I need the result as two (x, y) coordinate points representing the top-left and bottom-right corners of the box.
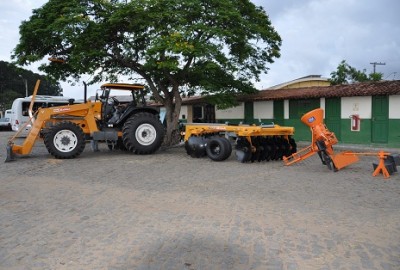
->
(110, 96), (119, 106)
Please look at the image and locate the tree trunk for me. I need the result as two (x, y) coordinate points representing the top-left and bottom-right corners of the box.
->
(145, 78), (183, 147)
(163, 93), (182, 146)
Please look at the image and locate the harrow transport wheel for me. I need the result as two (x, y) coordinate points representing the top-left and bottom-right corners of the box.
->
(43, 121), (86, 159)
(185, 136), (208, 158)
(206, 137), (232, 161)
(122, 112), (164, 154)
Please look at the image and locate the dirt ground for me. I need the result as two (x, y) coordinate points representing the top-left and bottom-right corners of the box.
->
(0, 130), (399, 270)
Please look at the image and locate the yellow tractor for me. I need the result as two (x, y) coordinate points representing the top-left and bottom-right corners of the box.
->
(6, 80), (165, 161)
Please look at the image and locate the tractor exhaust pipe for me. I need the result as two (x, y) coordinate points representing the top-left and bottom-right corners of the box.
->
(83, 81), (87, 103)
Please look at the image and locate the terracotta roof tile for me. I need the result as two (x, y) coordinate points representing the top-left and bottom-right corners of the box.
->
(240, 80), (400, 101)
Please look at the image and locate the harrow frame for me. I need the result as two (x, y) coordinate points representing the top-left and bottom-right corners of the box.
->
(183, 123), (297, 162)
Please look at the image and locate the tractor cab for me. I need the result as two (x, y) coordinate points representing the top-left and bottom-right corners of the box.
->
(97, 83), (150, 127)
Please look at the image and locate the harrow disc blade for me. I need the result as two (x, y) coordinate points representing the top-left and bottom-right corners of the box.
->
(250, 137), (262, 162)
(281, 138), (291, 158)
(259, 139), (269, 161)
(289, 137), (297, 154)
(236, 147), (252, 163)
(235, 138), (252, 163)
(273, 137), (283, 160)
(266, 137), (276, 160)
(256, 145), (265, 162)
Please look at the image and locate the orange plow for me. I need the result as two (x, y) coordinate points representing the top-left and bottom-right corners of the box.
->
(283, 108), (399, 179)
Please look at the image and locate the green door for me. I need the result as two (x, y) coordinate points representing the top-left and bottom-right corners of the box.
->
(372, 95), (389, 143)
(273, 100), (284, 125)
(244, 101), (254, 124)
(289, 99), (320, 141)
(325, 98), (341, 140)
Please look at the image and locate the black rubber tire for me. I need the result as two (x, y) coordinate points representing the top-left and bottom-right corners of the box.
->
(185, 136), (208, 158)
(116, 138), (128, 151)
(206, 137), (232, 161)
(43, 121), (86, 159)
(217, 136), (232, 157)
(122, 112), (164, 154)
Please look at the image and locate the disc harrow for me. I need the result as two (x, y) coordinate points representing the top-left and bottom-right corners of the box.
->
(183, 123), (296, 162)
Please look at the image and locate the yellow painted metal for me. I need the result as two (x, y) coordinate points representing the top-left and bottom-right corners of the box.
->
(184, 123), (295, 142)
(9, 100), (102, 156)
(7, 79), (104, 157)
(28, 80), (41, 119)
(7, 80), (159, 161)
(100, 83), (144, 91)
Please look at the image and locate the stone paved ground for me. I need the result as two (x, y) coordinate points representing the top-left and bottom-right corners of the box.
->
(0, 131), (399, 270)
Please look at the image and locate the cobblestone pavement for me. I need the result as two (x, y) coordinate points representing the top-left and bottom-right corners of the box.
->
(0, 131), (399, 270)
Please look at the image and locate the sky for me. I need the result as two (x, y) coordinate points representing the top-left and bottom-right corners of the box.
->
(1, 0), (399, 99)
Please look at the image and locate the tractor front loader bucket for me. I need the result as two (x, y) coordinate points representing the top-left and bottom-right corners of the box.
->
(5, 143), (16, 162)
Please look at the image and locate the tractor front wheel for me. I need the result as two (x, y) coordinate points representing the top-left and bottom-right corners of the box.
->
(43, 121), (86, 159)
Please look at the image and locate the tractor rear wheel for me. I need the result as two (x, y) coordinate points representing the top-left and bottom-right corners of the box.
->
(122, 112), (164, 154)
(43, 121), (86, 159)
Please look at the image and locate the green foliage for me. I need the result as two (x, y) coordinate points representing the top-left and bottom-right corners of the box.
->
(329, 60), (383, 85)
(0, 61), (62, 111)
(12, 0), (281, 143)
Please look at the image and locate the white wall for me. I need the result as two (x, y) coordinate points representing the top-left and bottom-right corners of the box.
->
(215, 102), (244, 119)
(389, 95), (400, 119)
(341, 96), (372, 119)
(284, 100), (289, 119)
(180, 105), (188, 119)
(254, 101), (273, 119)
(320, 98), (325, 118)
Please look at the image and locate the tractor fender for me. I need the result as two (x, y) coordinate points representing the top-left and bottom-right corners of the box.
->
(116, 107), (159, 126)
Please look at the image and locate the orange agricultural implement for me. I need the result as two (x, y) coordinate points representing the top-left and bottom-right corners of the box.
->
(283, 108), (399, 179)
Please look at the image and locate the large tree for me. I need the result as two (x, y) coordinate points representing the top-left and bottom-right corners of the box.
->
(329, 60), (383, 85)
(12, 0), (281, 144)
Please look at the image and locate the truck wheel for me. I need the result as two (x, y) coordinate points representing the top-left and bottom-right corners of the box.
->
(206, 137), (232, 161)
(44, 121), (86, 159)
(122, 112), (164, 154)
